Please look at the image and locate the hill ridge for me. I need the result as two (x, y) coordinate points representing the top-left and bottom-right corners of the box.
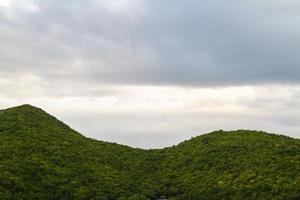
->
(1, 104), (294, 148)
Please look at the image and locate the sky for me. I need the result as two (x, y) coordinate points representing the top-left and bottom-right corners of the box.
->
(0, 0), (300, 148)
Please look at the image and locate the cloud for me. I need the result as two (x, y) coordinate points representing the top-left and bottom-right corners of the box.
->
(0, 0), (11, 8)
(47, 85), (300, 148)
(0, 0), (300, 89)
(1, 85), (300, 148)
(1, 1), (300, 148)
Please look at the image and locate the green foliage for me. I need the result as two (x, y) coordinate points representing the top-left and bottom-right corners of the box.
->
(1, 105), (300, 199)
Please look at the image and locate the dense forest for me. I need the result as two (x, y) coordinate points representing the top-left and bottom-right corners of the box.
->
(1, 105), (300, 200)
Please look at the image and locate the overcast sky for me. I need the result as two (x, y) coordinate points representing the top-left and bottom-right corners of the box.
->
(1, 0), (300, 148)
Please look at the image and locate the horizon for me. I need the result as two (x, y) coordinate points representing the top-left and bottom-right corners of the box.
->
(1, 0), (300, 148)
(0, 103), (297, 149)
(1, 103), (295, 150)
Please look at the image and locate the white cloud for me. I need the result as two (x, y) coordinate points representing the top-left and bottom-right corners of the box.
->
(94, 0), (143, 13)
(1, 84), (300, 148)
(0, 0), (11, 7)
(0, 75), (44, 98)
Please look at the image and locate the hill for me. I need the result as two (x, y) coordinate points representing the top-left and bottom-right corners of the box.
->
(0, 105), (300, 200)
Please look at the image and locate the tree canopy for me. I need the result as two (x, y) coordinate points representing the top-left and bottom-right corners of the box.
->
(0, 105), (300, 200)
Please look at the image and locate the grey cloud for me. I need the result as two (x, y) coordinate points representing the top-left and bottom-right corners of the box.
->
(1, 0), (300, 89)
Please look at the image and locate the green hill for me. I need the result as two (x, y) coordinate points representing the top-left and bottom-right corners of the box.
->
(1, 105), (300, 200)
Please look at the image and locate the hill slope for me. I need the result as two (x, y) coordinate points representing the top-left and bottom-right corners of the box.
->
(1, 105), (300, 200)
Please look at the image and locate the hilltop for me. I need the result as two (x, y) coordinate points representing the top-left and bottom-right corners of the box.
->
(0, 105), (300, 200)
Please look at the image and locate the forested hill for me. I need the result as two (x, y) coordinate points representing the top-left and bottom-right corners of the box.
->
(1, 105), (300, 200)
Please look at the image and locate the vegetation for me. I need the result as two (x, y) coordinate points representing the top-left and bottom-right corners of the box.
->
(1, 105), (300, 199)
